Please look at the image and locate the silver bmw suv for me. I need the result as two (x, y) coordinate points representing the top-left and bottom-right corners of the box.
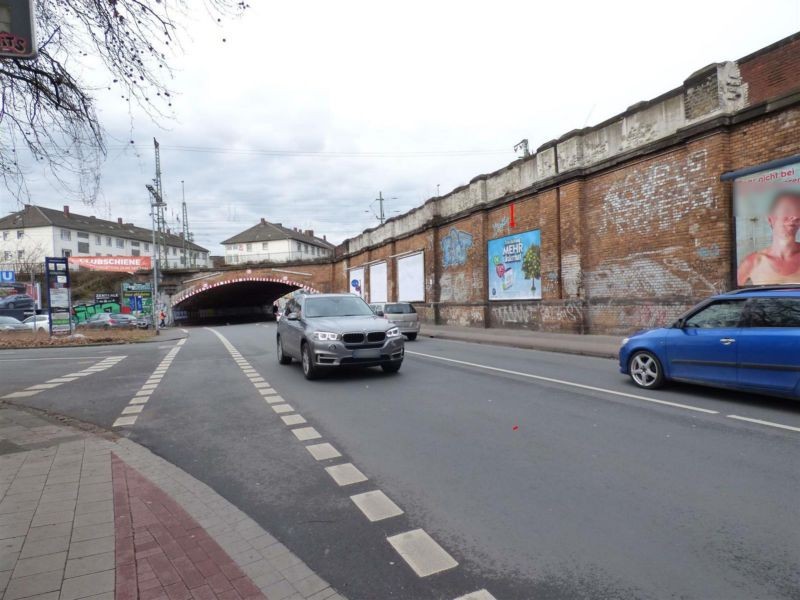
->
(276, 294), (405, 379)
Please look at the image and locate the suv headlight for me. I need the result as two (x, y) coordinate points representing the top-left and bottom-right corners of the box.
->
(312, 331), (340, 341)
(387, 327), (401, 338)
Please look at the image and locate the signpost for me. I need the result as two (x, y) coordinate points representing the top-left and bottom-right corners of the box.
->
(0, 271), (15, 283)
(44, 257), (72, 336)
(0, 0), (36, 59)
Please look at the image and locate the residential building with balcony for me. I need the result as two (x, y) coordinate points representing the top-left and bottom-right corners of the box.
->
(221, 218), (334, 265)
(0, 205), (210, 271)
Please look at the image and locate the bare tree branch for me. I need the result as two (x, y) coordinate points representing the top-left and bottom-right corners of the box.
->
(0, 0), (249, 205)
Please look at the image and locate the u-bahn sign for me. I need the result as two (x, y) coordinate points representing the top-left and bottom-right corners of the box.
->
(0, 1), (36, 59)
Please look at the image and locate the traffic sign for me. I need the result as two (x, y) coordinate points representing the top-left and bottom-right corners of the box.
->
(0, 271), (15, 283)
(0, 0), (36, 59)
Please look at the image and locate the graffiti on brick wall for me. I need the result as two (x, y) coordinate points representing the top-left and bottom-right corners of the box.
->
(585, 249), (726, 298)
(599, 149), (714, 236)
(696, 244), (720, 259)
(490, 300), (583, 326)
(439, 272), (470, 303)
(441, 227), (473, 268)
(442, 306), (484, 327)
(491, 215), (510, 237)
(73, 301), (122, 323)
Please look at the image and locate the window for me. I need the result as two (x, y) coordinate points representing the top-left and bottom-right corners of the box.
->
(116, 238), (124, 248)
(238, 244), (244, 251)
(684, 301), (745, 329)
(77, 242), (90, 253)
(144, 243), (150, 252)
(60, 229), (71, 241)
(62, 249), (72, 257)
(3, 251), (12, 261)
(172, 247), (177, 255)
(95, 235), (102, 244)
(77, 232), (89, 239)
(743, 298), (800, 327)
(262, 242), (268, 250)
(106, 236), (112, 246)
(96, 253), (101, 257)
(132, 249), (140, 257)
(17, 250), (24, 260)
(1, 232), (7, 241)
(303, 244), (308, 253)
(296, 241), (301, 251)
(131, 241), (140, 247)
(16, 230), (23, 239)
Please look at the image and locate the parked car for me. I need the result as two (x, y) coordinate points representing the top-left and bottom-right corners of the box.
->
(22, 314), (50, 333)
(0, 316), (27, 332)
(78, 313), (139, 330)
(0, 294), (34, 310)
(369, 302), (420, 340)
(619, 286), (800, 397)
(277, 293), (405, 379)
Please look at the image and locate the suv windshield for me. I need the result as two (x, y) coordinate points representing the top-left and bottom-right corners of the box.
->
(305, 296), (374, 318)
(385, 303), (415, 314)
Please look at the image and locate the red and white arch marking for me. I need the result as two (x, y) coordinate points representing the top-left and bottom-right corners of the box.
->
(172, 275), (319, 307)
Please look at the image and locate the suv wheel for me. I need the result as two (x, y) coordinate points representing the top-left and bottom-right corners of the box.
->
(6, 303), (14, 309)
(629, 351), (665, 389)
(277, 335), (291, 365)
(301, 342), (320, 380)
(405, 333), (417, 341)
(382, 361), (402, 374)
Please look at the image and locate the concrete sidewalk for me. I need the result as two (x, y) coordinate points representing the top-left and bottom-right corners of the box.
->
(420, 324), (621, 358)
(0, 406), (344, 600)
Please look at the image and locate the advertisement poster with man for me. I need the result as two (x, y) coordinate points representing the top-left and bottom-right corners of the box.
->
(734, 158), (800, 286)
(488, 229), (542, 301)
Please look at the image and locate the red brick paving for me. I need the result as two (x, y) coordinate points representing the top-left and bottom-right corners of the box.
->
(112, 454), (267, 600)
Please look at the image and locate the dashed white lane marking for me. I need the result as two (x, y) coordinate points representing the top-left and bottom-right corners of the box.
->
(177, 339), (186, 346)
(112, 344), (181, 428)
(386, 529), (459, 577)
(350, 490), (403, 522)
(305, 443), (342, 461)
(181, 328), (188, 333)
(291, 427), (322, 441)
(407, 350), (719, 415)
(727, 414), (800, 433)
(2, 356), (126, 399)
(454, 590), (497, 600)
(280, 414), (307, 426)
(325, 463), (368, 486)
(272, 404), (293, 414)
(264, 395), (283, 404)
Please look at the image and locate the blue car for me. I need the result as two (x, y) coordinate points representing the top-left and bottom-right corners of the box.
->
(619, 286), (800, 397)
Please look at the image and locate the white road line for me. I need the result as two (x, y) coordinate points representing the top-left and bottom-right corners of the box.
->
(350, 490), (403, 522)
(0, 356), (116, 362)
(264, 395), (283, 404)
(112, 415), (137, 427)
(121, 405), (144, 415)
(129, 396), (149, 405)
(27, 383), (61, 390)
(272, 404), (294, 414)
(3, 391), (40, 398)
(280, 414), (307, 426)
(305, 443), (342, 461)
(253, 382), (270, 389)
(325, 463), (368, 486)
(406, 350), (719, 415)
(291, 427), (322, 441)
(386, 529), (458, 577)
(726, 415), (800, 433)
(112, 347), (181, 428)
(260, 389), (278, 397)
(2, 355), (128, 400)
(454, 590), (497, 600)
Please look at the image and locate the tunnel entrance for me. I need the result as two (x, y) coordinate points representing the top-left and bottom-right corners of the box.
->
(172, 277), (318, 325)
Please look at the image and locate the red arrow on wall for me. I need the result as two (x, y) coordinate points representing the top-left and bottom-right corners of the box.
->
(510, 203), (516, 228)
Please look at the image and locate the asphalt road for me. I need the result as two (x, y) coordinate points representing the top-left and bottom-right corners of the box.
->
(1, 324), (798, 600)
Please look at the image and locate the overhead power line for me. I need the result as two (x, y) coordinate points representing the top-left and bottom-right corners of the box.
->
(107, 144), (513, 158)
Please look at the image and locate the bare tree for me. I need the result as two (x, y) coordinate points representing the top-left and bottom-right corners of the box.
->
(0, 1), (248, 203)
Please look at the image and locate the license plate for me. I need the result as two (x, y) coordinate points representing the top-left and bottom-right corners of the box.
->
(353, 348), (381, 359)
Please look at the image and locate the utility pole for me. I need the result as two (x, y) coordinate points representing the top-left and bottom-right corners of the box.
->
(153, 139), (168, 269)
(181, 181), (189, 268)
(146, 188), (163, 335)
(376, 191), (385, 225)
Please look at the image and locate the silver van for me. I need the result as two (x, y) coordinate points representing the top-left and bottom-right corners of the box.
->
(369, 302), (420, 341)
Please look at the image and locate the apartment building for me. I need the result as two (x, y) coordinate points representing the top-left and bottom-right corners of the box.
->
(222, 218), (334, 265)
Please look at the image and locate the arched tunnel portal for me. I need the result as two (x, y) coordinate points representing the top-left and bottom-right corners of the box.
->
(171, 277), (320, 325)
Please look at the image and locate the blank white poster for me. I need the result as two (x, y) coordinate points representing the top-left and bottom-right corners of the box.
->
(369, 262), (387, 303)
(397, 253), (424, 302)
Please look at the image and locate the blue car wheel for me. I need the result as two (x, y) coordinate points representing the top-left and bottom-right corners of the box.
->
(629, 350), (665, 389)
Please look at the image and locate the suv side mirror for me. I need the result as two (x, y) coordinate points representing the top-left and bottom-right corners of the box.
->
(376, 310), (384, 317)
(673, 318), (685, 329)
(286, 312), (300, 321)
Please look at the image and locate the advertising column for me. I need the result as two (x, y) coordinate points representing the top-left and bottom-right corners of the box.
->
(121, 282), (153, 321)
(44, 257), (72, 336)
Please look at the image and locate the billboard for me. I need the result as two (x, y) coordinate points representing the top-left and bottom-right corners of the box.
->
(488, 230), (541, 301)
(69, 255), (152, 273)
(44, 257), (72, 335)
(369, 262), (387, 303)
(731, 158), (800, 286)
(0, 0), (36, 59)
(121, 282), (152, 318)
(397, 252), (424, 302)
(349, 267), (365, 297)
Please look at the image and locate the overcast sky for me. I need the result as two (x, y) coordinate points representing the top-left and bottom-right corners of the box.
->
(11, 0), (800, 253)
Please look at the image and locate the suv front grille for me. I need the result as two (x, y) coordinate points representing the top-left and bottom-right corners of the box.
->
(343, 333), (365, 344)
(367, 331), (386, 343)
